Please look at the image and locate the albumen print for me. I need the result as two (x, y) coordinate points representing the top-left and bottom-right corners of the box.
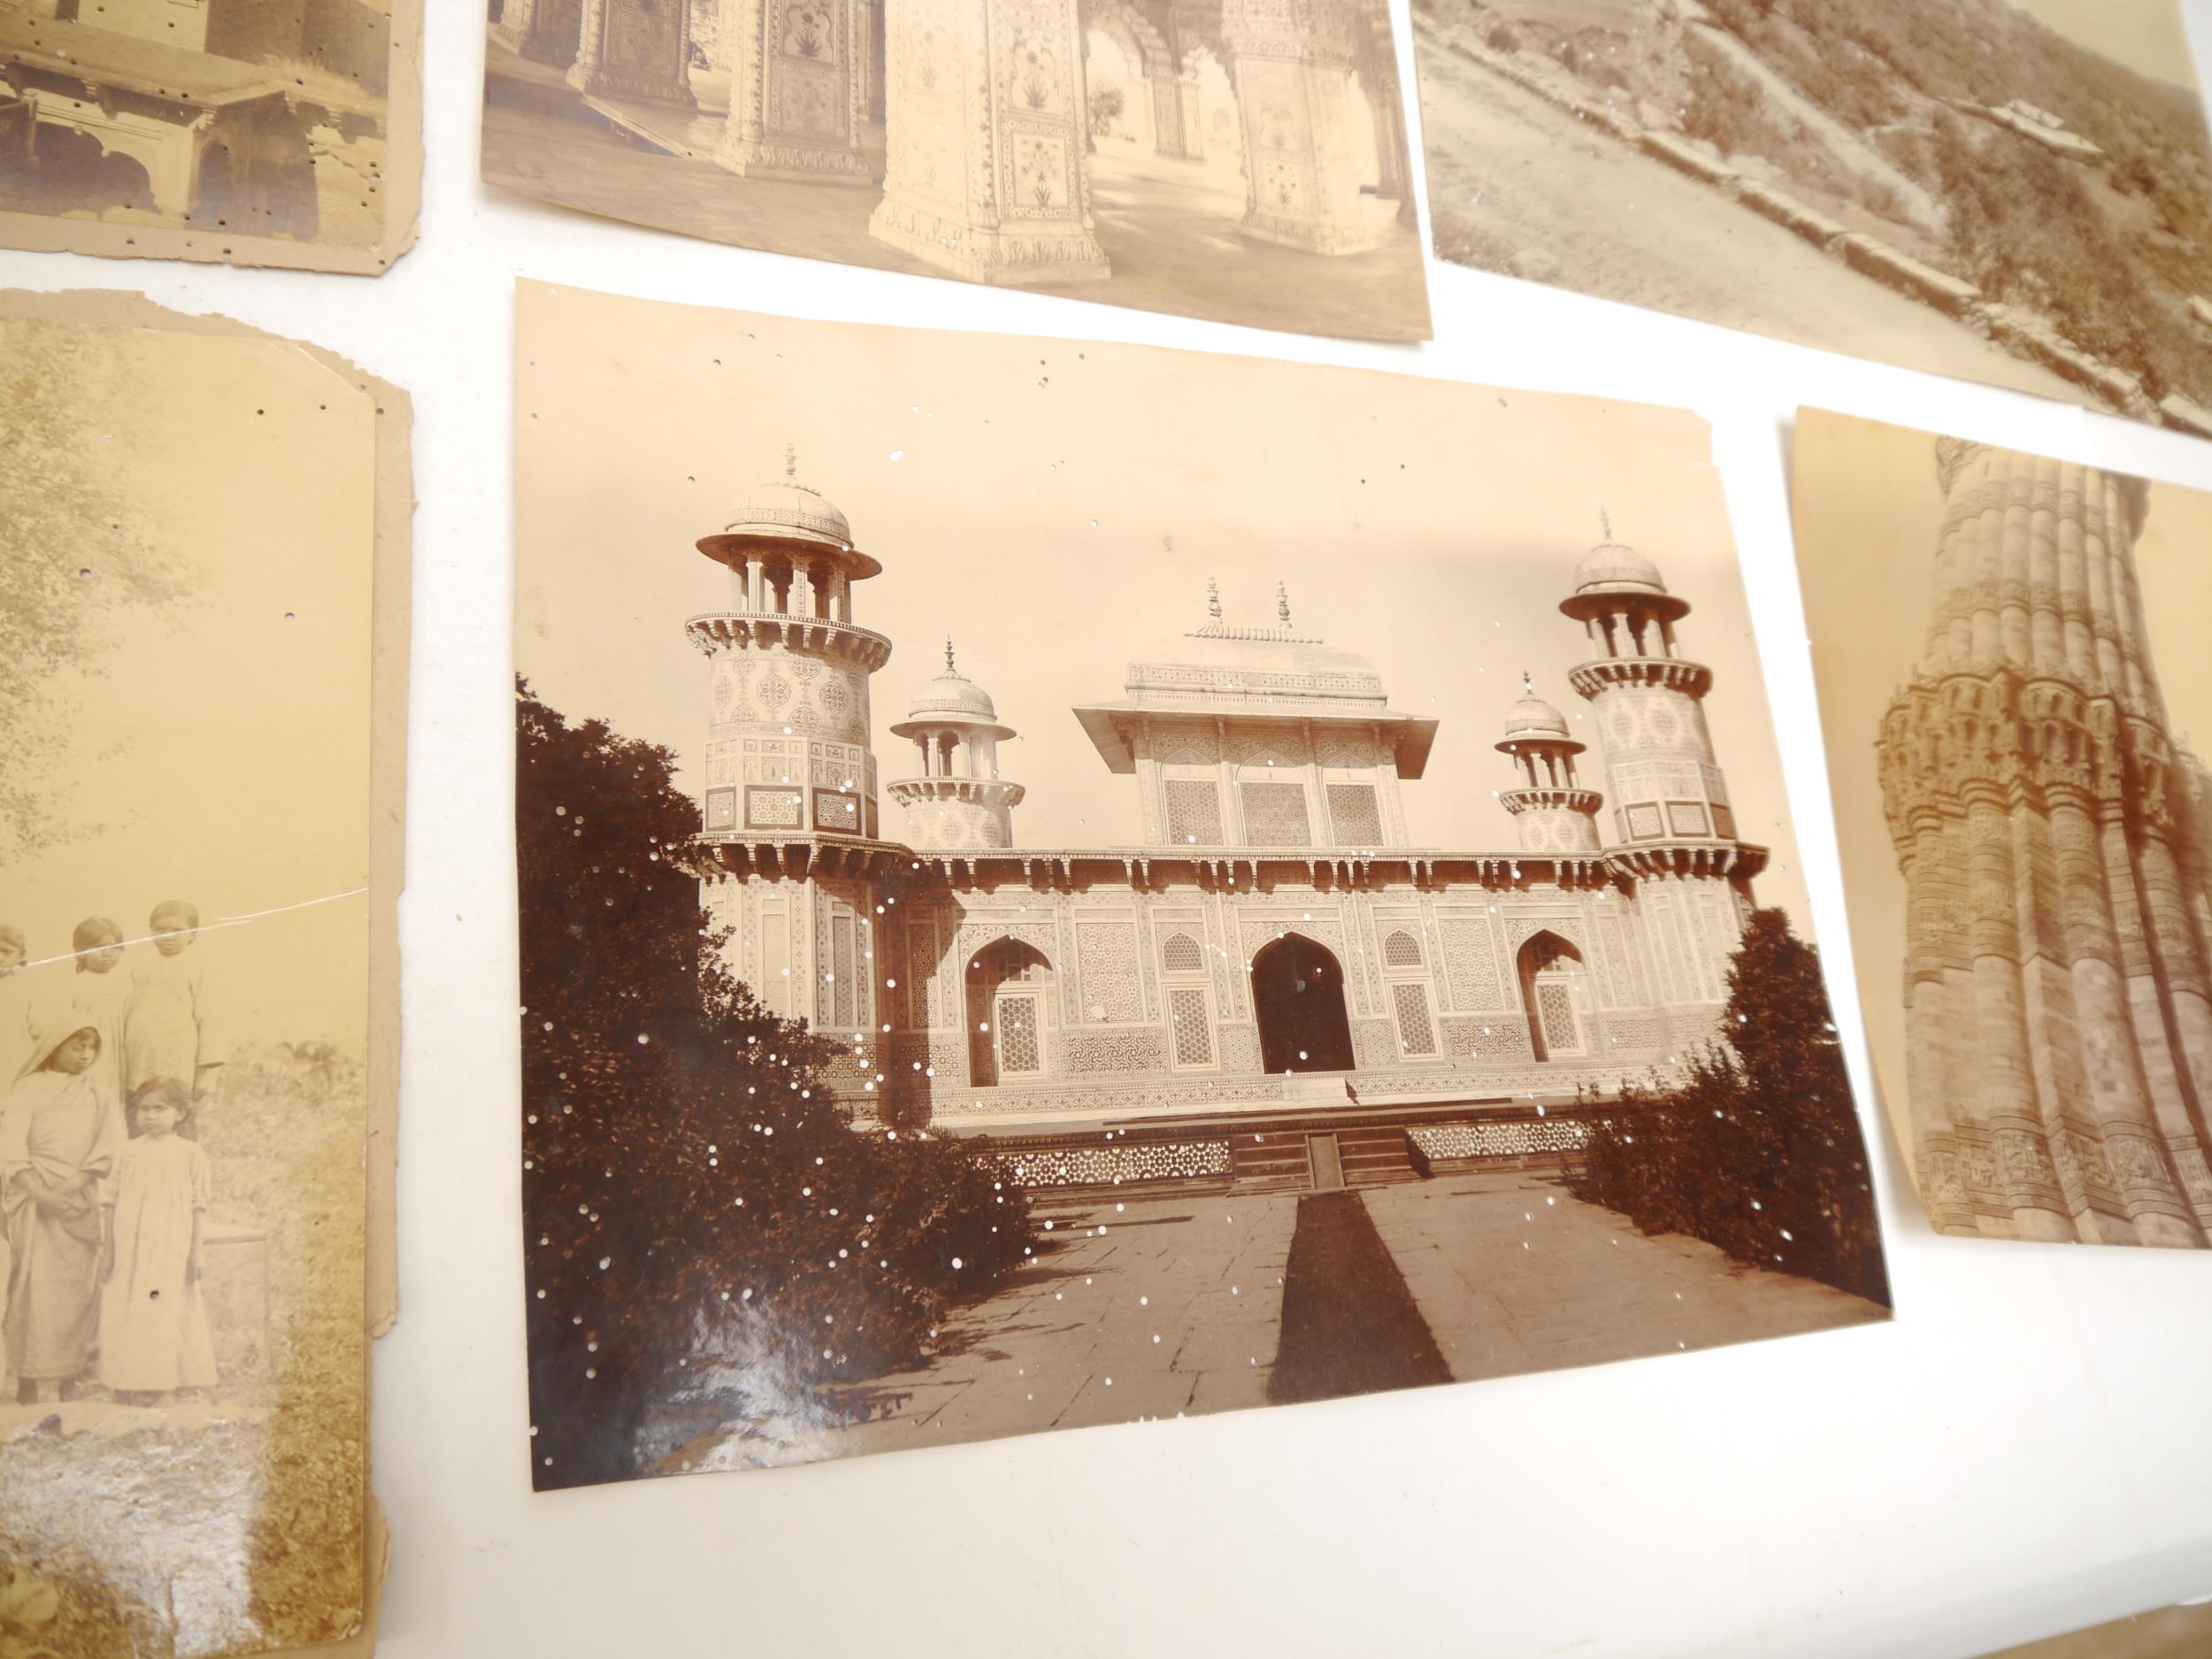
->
(513, 280), (1886, 1490)
(1793, 408), (2212, 1245)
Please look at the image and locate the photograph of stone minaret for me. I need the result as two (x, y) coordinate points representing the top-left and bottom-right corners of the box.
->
(511, 282), (1887, 1491)
(1793, 408), (2212, 1246)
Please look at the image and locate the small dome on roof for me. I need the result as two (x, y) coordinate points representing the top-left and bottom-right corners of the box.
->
(1502, 691), (1571, 742)
(909, 670), (998, 722)
(723, 478), (853, 549)
(1573, 540), (1667, 597)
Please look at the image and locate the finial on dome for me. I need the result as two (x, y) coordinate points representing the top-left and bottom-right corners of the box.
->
(945, 636), (956, 674)
(1276, 581), (1292, 626)
(1207, 578), (1223, 622)
(1523, 669), (1534, 695)
(784, 442), (798, 481)
(1601, 506), (1613, 541)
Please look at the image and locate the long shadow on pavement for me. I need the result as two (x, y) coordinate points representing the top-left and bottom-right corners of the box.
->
(1268, 1190), (1452, 1405)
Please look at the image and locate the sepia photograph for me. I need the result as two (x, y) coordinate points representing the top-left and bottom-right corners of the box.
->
(1793, 409), (2212, 1247)
(0, 0), (420, 273)
(513, 279), (1888, 1492)
(1409, 0), (2212, 434)
(481, 0), (1431, 340)
(0, 292), (406, 1655)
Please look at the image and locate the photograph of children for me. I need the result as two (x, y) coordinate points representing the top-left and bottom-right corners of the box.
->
(0, 292), (406, 1659)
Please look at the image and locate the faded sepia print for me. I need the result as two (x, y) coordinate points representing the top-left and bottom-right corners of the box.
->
(0, 0), (421, 273)
(482, 0), (1430, 340)
(1410, 0), (2212, 434)
(1793, 409), (2212, 1246)
(514, 280), (1886, 1492)
(0, 294), (406, 1655)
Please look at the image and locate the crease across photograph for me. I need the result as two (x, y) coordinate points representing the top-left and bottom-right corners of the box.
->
(1793, 408), (2212, 1246)
(0, 0), (422, 273)
(0, 291), (408, 1655)
(1407, 0), (2212, 437)
(481, 0), (1432, 342)
(512, 279), (1889, 1491)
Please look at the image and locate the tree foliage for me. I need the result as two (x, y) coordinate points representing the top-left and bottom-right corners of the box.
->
(518, 680), (1034, 1488)
(1, 322), (183, 863)
(1570, 910), (1890, 1306)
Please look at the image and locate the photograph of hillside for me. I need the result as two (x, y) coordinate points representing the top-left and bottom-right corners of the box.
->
(1410, 0), (2212, 433)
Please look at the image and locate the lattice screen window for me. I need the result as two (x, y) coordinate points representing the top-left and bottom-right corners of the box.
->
(1382, 929), (1424, 969)
(746, 786), (804, 829)
(1536, 979), (1579, 1053)
(1326, 783), (1382, 844)
(1391, 981), (1437, 1056)
(814, 789), (860, 833)
(1624, 803), (1664, 840)
(1160, 932), (1204, 974)
(1667, 801), (1710, 837)
(704, 787), (736, 831)
(1712, 803), (1737, 839)
(1077, 924), (1144, 1021)
(1240, 780), (1312, 847)
(1168, 987), (1214, 1067)
(1164, 779), (1224, 845)
(996, 992), (1042, 1074)
(831, 913), (856, 1028)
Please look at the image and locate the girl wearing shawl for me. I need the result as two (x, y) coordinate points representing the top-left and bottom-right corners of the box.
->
(30, 918), (130, 1119)
(1, 1025), (123, 1402)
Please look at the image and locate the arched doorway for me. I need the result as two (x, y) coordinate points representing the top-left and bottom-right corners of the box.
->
(966, 937), (1054, 1087)
(1517, 931), (1586, 1063)
(1250, 933), (1355, 1073)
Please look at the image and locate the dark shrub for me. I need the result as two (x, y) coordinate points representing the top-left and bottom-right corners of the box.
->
(518, 680), (1034, 1487)
(1570, 910), (1889, 1306)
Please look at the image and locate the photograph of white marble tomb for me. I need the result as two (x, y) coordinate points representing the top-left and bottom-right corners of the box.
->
(687, 467), (1770, 1189)
(480, 0), (1430, 341)
(1878, 441), (2212, 1245)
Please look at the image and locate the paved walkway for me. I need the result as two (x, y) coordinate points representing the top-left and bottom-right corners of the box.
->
(668, 1172), (1884, 1471)
(1412, 22), (2081, 400)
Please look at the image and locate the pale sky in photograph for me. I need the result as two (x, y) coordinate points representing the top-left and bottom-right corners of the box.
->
(2006, 0), (2204, 86)
(6, 319), (377, 1050)
(515, 281), (1819, 937)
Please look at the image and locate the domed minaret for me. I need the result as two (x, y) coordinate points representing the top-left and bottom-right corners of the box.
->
(887, 641), (1025, 850)
(1559, 523), (1733, 848)
(1495, 674), (1602, 855)
(686, 454), (893, 1061)
(687, 451), (892, 847)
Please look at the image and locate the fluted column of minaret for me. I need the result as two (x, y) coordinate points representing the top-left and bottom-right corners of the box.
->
(1879, 439), (2212, 1244)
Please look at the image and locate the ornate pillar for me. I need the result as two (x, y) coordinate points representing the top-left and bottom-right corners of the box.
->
(568, 0), (696, 106)
(717, 0), (875, 183)
(868, 0), (1112, 284)
(490, 0), (583, 66)
(1221, 0), (1374, 255)
(1148, 66), (1202, 159)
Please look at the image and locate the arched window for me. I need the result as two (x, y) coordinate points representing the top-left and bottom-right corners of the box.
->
(1381, 929), (1423, 969)
(1160, 932), (1204, 974)
(966, 937), (1054, 1086)
(1516, 930), (1586, 1063)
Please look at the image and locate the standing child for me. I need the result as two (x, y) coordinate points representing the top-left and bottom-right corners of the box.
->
(1, 1025), (121, 1403)
(98, 1078), (217, 1403)
(124, 902), (225, 1110)
(33, 918), (130, 1118)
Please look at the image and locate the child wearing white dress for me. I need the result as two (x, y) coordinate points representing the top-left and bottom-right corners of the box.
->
(97, 1078), (217, 1403)
(123, 902), (225, 1114)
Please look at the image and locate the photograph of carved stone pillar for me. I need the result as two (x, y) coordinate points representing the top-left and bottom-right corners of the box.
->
(490, 0), (585, 67)
(1793, 409), (2212, 1247)
(1222, 0), (1375, 254)
(717, 0), (874, 182)
(869, 0), (1112, 283)
(568, 0), (696, 107)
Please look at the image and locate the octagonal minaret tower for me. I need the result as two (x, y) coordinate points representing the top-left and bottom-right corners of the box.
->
(1559, 528), (1733, 849)
(887, 641), (1025, 850)
(687, 454), (892, 847)
(1495, 675), (1602, 855)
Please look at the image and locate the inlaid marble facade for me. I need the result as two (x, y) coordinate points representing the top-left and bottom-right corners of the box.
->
(685, 472), (1773, 1135)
